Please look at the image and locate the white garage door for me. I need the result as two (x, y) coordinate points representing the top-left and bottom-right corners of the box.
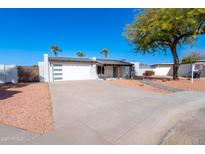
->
(53, 62), (92, 81)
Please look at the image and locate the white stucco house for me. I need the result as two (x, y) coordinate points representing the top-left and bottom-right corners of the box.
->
(38, 54), (134, 82)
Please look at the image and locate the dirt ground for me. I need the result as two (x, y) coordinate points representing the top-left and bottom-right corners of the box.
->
(0, 83), (54, 134)
(153, 79), (205, 91)
(107, 79), (171, 94)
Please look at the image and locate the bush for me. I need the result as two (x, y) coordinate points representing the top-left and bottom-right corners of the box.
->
(181, 51), (204, 63)
(143, 70), (155, 76)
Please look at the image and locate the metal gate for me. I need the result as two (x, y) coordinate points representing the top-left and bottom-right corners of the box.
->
(0, 64), (18, 84)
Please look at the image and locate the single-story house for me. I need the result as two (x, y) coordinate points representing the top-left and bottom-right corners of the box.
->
(38, 54), (134, 82)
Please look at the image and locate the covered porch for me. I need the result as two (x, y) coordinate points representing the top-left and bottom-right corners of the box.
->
(96, 64), (133, 79)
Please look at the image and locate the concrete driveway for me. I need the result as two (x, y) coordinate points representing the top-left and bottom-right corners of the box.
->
(1, 80), (204, 144)
(25, 80), (205, 145)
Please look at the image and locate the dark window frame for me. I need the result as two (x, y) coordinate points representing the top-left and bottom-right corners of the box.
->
(97, 66), (105, 74)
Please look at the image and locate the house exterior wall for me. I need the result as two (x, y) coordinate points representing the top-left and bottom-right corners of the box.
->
(0, 64), (18, 83)
(178, 63), (192, 77)
(38, 62), (44, 82)
(154, 66), (172, 76)
(137, 68), (154, 76)
(131, 62), (172, 76)
(42, 58), (98, 82)
(168, 63), (191, 77)
(90, 64), (98, 79)
(131, 62), (140, 75)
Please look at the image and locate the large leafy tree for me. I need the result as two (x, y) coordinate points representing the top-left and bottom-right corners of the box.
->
(76, 51), (86, 58)
(125, 9), (205, 80)
(100, 48), (110, 58)
(49, 45), (62, 57)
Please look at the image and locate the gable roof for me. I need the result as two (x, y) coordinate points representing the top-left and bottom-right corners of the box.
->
(48, 57), (133, 66)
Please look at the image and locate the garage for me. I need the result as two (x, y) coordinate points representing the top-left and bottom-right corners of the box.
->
(38, 55), (98, 82)
(52, 62), (93, 81)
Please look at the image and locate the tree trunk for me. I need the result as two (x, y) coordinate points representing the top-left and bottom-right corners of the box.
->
(170, 45), (179, 80)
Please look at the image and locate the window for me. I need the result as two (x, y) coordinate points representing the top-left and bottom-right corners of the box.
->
(97, 66), (104, 74)
(53, 69), (62, 71)
(54, 77), (63, 80)
(53, 63), (63, 81)
(53, 64), (62, 67)
(54, 73), (63, 76)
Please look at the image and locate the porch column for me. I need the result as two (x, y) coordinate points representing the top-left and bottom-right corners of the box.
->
(117, 66), (120, 79)
(129, 66), (132, 79)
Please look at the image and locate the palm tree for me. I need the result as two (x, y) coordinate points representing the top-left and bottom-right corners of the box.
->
(49, 45), (62, 57)
(76, 51), (86, 58)
(100, 48), (110, 58)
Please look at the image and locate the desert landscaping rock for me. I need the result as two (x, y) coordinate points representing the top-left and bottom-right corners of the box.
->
(0, 83), (54, 134)
(153, 79), (205, 91)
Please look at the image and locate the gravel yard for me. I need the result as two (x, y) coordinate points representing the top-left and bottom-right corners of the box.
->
(153, 79), (205, 91)
(0, 83), (54, 134)
(107, 79), (171, 94)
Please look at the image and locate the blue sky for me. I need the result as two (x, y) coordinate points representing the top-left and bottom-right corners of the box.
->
(0, 8), (205, 66)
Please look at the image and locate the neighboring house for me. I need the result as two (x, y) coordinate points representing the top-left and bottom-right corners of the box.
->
(38, 54), (134, 82)
(174, 60), (205, 77)
(133, 60), (205, 78)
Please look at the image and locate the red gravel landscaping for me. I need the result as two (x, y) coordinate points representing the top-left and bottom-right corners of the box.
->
(108, 79), (171, 94)
(0, 83), (54, 134)
(153, 79), (205, 91)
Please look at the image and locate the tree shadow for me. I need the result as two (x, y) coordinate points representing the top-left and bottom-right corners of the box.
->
(0, 83), (29, 100)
